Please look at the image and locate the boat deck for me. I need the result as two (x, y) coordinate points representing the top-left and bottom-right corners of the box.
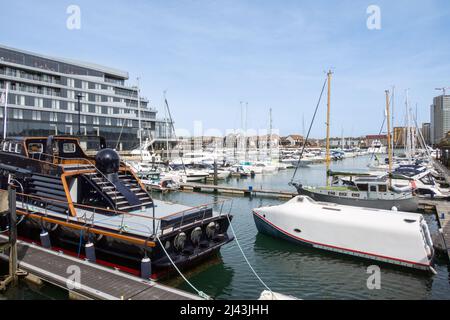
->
(0, 236), (201, 300)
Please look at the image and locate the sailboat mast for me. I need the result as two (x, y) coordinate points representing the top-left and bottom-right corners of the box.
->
(326, 70), (332, 187)
(269, 107), (272, 161)
(137, 77), (143, 160)
(385, 90), (392, 187)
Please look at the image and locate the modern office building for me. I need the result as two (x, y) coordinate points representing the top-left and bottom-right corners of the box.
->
(0, 44), (173, 151)
(421, 122), (431, 146)
(430, 94), (450, 145)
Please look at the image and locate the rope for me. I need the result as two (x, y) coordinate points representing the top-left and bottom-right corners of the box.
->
(77, 229), (84, 258)
(224, 200), (273, 295)
(155, 235), (212, 300)
(290, 76), (328, 184)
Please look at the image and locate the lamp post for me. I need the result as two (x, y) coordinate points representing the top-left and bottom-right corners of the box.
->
(76, 93), (83, 135)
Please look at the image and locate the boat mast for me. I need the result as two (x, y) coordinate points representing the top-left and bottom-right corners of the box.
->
(269, 107), (272, 162)
(164, 91), (169, 160)
(137, 77), (143, 161)
(326, 70), (332, 187)
(385, 90), (392, 187)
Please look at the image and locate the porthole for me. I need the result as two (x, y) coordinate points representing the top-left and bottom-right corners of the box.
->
(294, 228), (301, 233)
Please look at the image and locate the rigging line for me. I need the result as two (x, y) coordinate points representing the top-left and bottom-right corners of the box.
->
(164, 93), (187, 175)
(225, 200), (272, 294)
(290, 76), (328, 184)
(155, 235), (212, 300)
(369, 116), (386, 162)
(115, 117), (127, 150)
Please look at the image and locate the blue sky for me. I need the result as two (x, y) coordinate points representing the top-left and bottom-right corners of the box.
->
(0, 0), (449, 137)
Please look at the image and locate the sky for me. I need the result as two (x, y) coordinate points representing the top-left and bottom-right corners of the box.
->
(0, 0), (449, 138)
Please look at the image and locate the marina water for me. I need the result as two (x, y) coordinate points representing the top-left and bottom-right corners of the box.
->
(2, 155), (450, 300)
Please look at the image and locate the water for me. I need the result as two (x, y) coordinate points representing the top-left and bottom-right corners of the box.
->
(159, 155), (450, 300)
(1, 155), (450, 300)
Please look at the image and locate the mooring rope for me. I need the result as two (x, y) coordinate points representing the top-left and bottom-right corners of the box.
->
(155, 235), (212, 300)
(224, 200), (273, 295)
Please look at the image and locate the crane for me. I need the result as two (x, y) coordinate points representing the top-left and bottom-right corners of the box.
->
(435, 87), (450, 96)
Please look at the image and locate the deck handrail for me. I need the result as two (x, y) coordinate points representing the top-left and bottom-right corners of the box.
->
(14, 191), (229, 225)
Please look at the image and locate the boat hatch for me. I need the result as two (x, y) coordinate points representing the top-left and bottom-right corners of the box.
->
(404, 219), (416, 223)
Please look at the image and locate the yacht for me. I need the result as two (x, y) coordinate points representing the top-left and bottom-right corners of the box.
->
(0, 135), (233, 278)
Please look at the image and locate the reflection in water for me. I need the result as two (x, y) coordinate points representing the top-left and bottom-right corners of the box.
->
(1, 155), (449, 300)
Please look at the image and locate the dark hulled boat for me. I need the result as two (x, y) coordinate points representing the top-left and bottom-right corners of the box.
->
(0, 135), (233, 279)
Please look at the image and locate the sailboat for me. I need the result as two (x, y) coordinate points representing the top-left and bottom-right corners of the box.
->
(294, 84), (418, 212)
(252, 77), (435, 272)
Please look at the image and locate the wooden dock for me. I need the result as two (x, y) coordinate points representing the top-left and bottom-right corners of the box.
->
(0, 236), (201, 300)
(180, 183), (297, 199)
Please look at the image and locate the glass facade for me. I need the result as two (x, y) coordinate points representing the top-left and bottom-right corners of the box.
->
(0, 45), (170, 150)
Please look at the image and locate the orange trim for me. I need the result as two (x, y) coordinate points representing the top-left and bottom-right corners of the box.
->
(17, 210), (156, 248)
(61, 173), (77, 217)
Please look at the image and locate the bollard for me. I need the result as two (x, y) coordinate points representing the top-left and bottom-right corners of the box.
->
(40, 230), (52, 249)
(85, 242), (96, 263)
(140, 256), (152, 280)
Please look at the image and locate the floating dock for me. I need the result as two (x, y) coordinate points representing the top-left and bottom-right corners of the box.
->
(180, 183), (297, 199)
(0, 236), (201, 300)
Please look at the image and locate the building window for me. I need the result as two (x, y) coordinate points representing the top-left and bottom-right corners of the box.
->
(0, 108), (3, 118)
(67, 78), (75, 88)
(67, 102), (75, 111)
(65, 114), (73, 123)
(95, 95), (101, 102)
(80, 115), (87, 124)
(50, 112), (58, 122)
(81, 81), (88, 90)
(107, 107), (113, 115)
(95, 105), (102, 114)
(15, 95), (25, 106)
(67, 90), (75, 99)
(13, 109), (23, 119)
(127, 119), (133, 127)
(34, 98), (43, 108)
(105, 118), (112, 126)
(93, 116), (99, 125)
(32, 111), (41, 120)
(82, 104), (89, 113)
(51, 100), (60, 110)
(117, 118), (123, 126)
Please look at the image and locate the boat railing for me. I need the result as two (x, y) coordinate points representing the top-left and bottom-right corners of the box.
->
(14, 191), (230, 236)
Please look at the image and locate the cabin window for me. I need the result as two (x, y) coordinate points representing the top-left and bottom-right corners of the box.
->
(62, 143), (76, 153)
(28, 143), (43, 153)
(8, 143), (15, 153)
(357, 184), (368, 191)
(370, 185), (377, 192)
(378, 185), (387, 192)
(2, 141), (9, 152)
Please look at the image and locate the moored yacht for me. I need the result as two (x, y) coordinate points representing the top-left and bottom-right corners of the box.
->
(0, 135), (233, 278)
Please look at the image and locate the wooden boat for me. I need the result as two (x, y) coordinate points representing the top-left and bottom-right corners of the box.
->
(253, 196), (435, 272)
(0, 135), (233, 279)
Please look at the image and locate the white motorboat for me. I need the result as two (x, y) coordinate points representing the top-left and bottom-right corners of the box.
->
(367, 140), (387, 154)
(253, 196), (435, 272)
